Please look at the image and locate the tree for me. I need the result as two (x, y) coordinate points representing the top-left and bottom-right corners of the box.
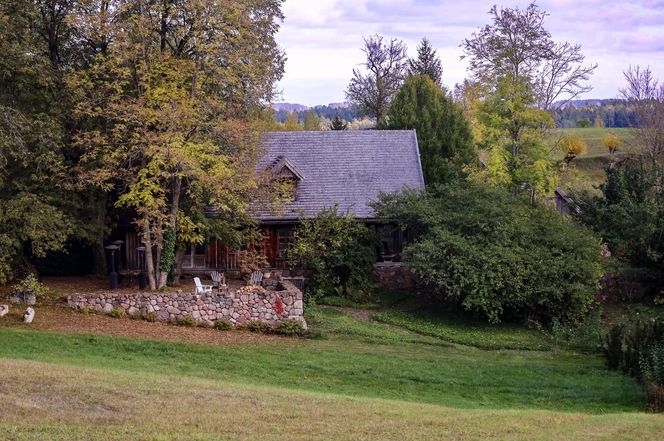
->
(345, 34), (408, 126)
(560, 135), (587, 165)
(407, 37), (442, 85)
(386, 75), (475, 184)
(574, 159), (664, 278)
(602, 133), (622, 156)
(461, 2), (593, 200)
(373, 184), (603, 324)
(329, 115), (348, 130)
(303, 110), (321, 130)
(289, 207), (376, 300)
(70, 0), (286, 290)
(620, 66), (664, 164)
(283, 112), (302, 131)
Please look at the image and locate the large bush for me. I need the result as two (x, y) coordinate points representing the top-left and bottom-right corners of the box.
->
(574, 160), (664, 279)
(373, 184), (603, 324)
(289, 207), (376, 300)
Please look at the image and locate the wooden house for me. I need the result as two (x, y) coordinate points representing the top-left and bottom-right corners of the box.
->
(119, 130), (425, 273)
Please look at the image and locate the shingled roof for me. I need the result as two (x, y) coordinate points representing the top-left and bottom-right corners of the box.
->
(256, 130), (425, 222)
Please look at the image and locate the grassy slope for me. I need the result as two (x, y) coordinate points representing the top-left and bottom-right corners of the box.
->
(547, 128), (640, 193)
(1, 306), (663, 439)
(2, 359), (662, 441)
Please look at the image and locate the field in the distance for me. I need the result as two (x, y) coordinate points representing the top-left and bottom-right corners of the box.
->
(1, 304), (663, 440)
(547, 127), (641, 193)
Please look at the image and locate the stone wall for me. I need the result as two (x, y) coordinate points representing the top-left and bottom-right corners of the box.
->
(67, 279), (305, 328)
(373, 262), (416, 290)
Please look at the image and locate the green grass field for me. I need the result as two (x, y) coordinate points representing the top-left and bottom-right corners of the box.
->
(1, 304), (663, 440)
(546, 127), (641, 192)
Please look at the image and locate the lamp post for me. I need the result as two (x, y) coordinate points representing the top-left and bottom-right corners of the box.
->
(105, 244), (120, 290)
(137, 246), (147, 290)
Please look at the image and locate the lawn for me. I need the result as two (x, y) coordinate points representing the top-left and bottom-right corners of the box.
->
(0, 305), (663, 440)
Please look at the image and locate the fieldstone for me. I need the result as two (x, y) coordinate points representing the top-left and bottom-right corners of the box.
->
(293, 300), (303, 310)
(128, 306), (139, 316)
(103, 303), (113, 314)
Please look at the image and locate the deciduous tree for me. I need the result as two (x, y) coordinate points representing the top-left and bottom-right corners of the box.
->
(346, 34), (408, 126)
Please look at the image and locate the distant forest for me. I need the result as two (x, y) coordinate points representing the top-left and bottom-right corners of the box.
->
(554, 99), (640, 128)
(274, 105), (359, 123)
(275, 99), (641, 129)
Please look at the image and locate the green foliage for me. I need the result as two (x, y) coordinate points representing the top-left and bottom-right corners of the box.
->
(386, 75), (475, 184)
(574, 160), (664, 277)
(373, 184), (603, 324)
(289, 207), (377, 300)
(329, 115), (348, 130)
(472, 79), (557, 198)
(159, 228), (177, 284)
(576, 119), (592, 128)
(176, 316), (196, 327)
(247, 320), (271, 333)
(604, 319), (664, 377)
(11, 274), (49, 301)
(214, 318), (232, 331)
(302, 111), (321, 130)
(276, 319), (305, 337)
(109, 308), (126, 319)
(407, 37), (443, 85)
(549, 309), (605, 352)
(640, 343), (664, 386)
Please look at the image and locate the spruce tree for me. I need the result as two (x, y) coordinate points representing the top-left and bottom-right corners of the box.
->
(386, 75), (475, 185)
(407, 38), (443, 85)
(330, 115), (348, 130)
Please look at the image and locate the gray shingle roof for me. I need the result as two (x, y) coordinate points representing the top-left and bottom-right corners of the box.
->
(256, 130), (425, 221)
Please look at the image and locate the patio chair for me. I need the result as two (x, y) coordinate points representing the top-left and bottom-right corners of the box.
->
(248, 270), (263, 286)
(209, 271), (227, 292)
(194, 277), (213, 294)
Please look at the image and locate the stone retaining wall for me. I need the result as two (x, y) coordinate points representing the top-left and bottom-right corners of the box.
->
(373, 262), (416, 290)
(67, 279), (305, 328)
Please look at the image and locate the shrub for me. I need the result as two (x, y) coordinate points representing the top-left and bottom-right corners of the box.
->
(641, 343), (664, 386)
(277, 319), (305, 336)
(550, 309), (604, 352)
(604, 318), (664, 379)
(143, 312), (158, 322)
(214, 318), (232, 331)
(289, 206), (376, 301)
(11, 273), (49, 302)
(176, 316), (196, 327)
(247, 320), (272, 333)
(373, 184), (603, 324)
(109, 308), (125, 319)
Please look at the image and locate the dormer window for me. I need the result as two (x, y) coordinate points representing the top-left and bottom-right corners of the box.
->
(267, 155), (304, 202)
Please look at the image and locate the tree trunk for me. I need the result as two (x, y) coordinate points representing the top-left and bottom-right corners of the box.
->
(142, 220), (157, 290)
(174, 245), (185, 285)
(92, 239), (107, 275)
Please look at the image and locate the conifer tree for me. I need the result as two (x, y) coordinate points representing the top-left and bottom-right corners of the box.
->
(330, 115), (348, 130)
(386, 75), (475, 184)
(407, 37), (443, 85)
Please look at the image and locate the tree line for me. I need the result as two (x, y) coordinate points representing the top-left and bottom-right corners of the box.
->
(0, 0), (286, 288)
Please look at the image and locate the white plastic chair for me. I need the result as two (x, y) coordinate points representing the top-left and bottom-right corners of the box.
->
(194, 277), (212, 294)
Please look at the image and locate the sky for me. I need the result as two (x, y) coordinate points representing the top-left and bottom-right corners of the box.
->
(275, 0), (664, 106)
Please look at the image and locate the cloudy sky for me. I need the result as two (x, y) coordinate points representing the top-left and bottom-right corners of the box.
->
(275, 0), (664, 106)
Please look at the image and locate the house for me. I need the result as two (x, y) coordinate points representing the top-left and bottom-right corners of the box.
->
(120, 130), (425, 273)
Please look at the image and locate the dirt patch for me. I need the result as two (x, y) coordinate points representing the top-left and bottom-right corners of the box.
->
(0, 306), (297, 347)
